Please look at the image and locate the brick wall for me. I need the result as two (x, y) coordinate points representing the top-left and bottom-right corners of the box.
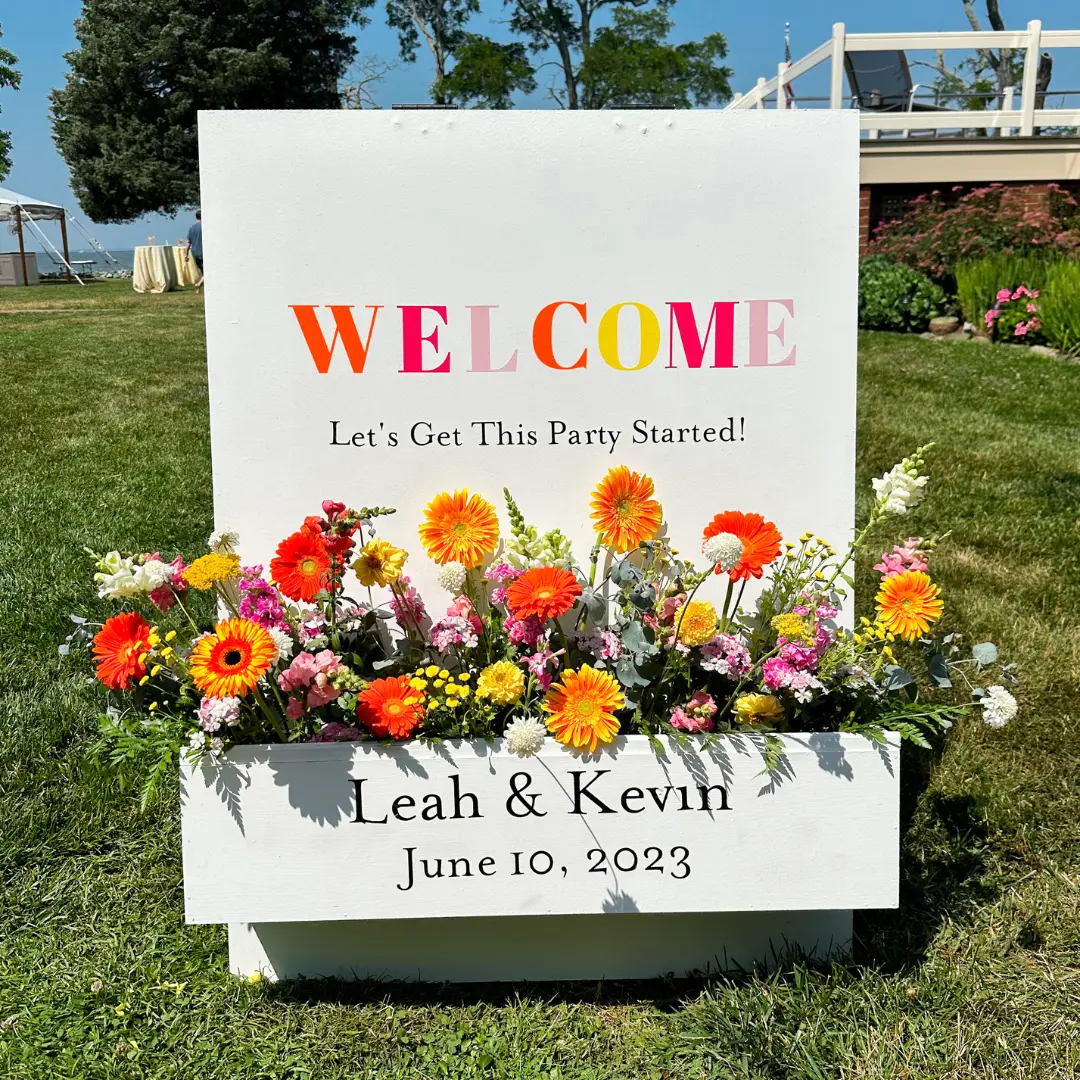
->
(859, 186), (872, 255)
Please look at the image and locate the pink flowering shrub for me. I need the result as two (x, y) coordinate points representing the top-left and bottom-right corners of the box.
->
(868, 183), (1080, 281)
(984, 285), (1044, 344)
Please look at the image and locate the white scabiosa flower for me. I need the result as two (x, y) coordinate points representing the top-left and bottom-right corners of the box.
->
(505, 716), (546, 758)
(268, 626), (294, 665)
(980, 685), (1018, 729)
(207, 528), (240, 554)
(437, 561), (468, 594)
(702, 532), (744, 572)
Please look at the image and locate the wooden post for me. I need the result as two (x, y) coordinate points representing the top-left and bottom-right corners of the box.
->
(777, 63), (788, 111)
(60, 213), (72, 282)
(755, 77), (766, 110)
(1020, 20), (1043, 137)
(14, 208), (28, 287)
(829, 23), (846, 110)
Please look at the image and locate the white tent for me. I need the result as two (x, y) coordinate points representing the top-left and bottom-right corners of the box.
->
(0, 185), (124, 284)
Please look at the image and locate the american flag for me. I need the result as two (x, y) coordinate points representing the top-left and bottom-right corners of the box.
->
(784, 23), (795, 107)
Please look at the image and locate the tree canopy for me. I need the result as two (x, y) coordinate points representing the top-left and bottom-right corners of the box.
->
(0, 23), (20, 182)
(51, 0), (374, 222)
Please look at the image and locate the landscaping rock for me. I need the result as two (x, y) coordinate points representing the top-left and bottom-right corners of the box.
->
(1030, 345), (1061, 358)
(929, 316), (961, 336)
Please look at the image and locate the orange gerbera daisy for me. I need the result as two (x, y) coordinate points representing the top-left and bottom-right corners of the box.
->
(189, 618), (277, 698)
(270, 526), (330, 601)
(418, 489), (499, 568)
(589, 465), (662, 553)
(875, 570), (943, 641)
(356, 675), (425, 739)
(93, 612), (153, 690)
(506, 567), (582, 622)
(702, 511), (782, 581)
(543, 665), (625, 753)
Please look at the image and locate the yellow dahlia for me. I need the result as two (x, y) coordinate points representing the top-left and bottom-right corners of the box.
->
(352, 538), (407, 587)
(676, 599), (718, 647)
(476, 660), (525, 706)
(418, 489), (499, 568)
(543, 665), (624, 752)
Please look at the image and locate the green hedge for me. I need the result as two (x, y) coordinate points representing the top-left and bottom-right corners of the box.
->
(858, 256), (948, 333)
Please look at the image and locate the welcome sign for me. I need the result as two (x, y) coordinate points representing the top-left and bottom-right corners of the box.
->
(199, 110), (859, 603)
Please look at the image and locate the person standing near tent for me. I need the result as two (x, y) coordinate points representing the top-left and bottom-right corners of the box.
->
(183, 209), (204, 293)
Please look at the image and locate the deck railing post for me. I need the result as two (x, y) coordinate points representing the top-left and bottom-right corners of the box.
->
(755, 77), (766, 109)
(777, 63), (788, 110)
(1020, 20), (1043, 136)
(1000, 85), (1015, 137)
(829, 22), (846, 110)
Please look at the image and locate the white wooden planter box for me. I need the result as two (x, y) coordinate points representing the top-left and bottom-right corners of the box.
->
(181, 732), (899, 981)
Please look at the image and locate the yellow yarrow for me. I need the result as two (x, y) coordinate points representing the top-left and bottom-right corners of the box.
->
(771, 613), (813, 644)
(352, 539), (407, 588)
(676, 599), (717, 648)
(733, 693), (784, 726)
(184, 553), (241, 591)
(476, 660), (526, 706)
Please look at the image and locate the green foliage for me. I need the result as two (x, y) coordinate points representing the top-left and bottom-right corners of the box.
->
(508, 0), (731, 110)
(954, 253), (1057, 328)
(858, 255), (948, 332)
(50, 0), (373, 221)
(442, 34), (537, 107)
(1040, 261), (1080, 355)
(0, 22), (20, 181)
(577, 5), (731, 109)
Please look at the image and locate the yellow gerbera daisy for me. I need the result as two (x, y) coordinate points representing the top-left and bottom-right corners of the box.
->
(543, 666), (624, 752)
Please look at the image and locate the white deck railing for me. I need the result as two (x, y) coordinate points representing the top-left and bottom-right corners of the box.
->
(727, 20), (1080, 138)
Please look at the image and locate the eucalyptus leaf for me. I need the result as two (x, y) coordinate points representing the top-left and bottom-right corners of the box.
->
(925, 650), (952, 689)
(580, 587), (607, 623)
(610, 559), (642, 587)
(971, 641), (998, 667)
(883, 664), (916, 691)
(615, 656), (651, 689)
(628, 583), (656, 611)
(620, 621), (657, 658)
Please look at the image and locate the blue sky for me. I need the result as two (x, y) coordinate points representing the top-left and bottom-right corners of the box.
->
(1, 0), (1077, 251)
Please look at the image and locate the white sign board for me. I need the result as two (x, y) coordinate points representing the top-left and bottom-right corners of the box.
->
(182, 735), (899, 924)
(199, 110), (858, 600)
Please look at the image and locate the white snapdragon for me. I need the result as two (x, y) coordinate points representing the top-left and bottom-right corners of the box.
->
(207, 528), (240, 554)
(504, 716), (546, 758)
(437, 561), (468, 594)
(93, 551), (141, 599)
(702, 532), (744, 572)
(872, 445), (932, 517)
(980, 685), (1018, 729)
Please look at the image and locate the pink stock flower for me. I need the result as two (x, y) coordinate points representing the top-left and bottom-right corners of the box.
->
(446, 595), (483, 637)
(779, 640), (818, 672)
(699, 633), (752, 677)
(1026, 303), (1038, 313)
(874, 539), (928, 579)
(504, 612), (545, 649)
(996, 288), (1012, 302)
(485, 562), (521, 584)
(389, 575), (427, 628)
(525, 646), (561, 690)
(659, 593), (687, 624)
(148, 553), (187, 612)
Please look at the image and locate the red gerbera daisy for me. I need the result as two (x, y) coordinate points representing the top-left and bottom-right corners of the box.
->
(93, 612), (153, 690)
(702, 511), (782, 582)
(356, 676), (425, 739)
(270, 526), (330, 601)
(506, 567), (582, 622)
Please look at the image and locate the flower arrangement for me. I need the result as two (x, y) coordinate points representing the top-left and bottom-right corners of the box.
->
(71, 448), (1017, 807)
(984, 284), (1044, 343)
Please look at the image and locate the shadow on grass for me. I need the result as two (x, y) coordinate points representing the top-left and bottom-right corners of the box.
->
(854, 742), (997, 973)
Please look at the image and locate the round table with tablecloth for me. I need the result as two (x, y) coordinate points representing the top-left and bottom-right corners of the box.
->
(170, 245), (201, 287)
(132, 245), (179, 293)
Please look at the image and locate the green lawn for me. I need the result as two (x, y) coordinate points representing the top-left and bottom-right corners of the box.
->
(2, 279), (1080, 1078)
